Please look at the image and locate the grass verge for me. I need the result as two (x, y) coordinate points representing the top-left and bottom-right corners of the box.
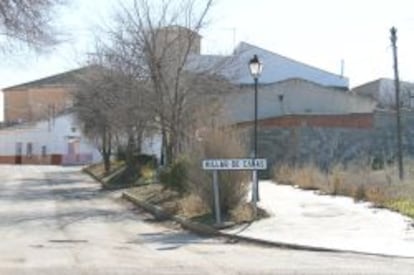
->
(385, 199), (414, 219)
(83, 161), (155, 189)
(127, 183), (267, 225)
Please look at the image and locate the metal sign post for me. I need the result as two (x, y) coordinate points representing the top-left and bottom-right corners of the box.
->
(251, 170), (258, 202)
(202, 158), (267, 224)
(212, 170), (221, 225)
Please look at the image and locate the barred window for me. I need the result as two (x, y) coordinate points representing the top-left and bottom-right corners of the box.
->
(26, 143), (33, 157)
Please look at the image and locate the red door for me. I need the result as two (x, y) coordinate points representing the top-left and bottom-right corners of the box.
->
(15, 142), (22, 164)
(67, 139), (80, 164)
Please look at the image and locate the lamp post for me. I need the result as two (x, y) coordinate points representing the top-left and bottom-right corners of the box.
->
(248, 54), (263, 203)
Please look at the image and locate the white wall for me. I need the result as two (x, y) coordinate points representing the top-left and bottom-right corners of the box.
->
(0, 126), (54, 155)
(353, 78), (414, 109)
(0, 91), (3, 122)
(141, 134), (162, 160)
(224, 79), (376, 123)
(0, 113), (101, 162)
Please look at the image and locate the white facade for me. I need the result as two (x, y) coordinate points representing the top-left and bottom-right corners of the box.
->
(0, 113), (101, 165)
(141, 134), (162, 161)
(224, 78), (376, 124)
(352, 78), (414, 109)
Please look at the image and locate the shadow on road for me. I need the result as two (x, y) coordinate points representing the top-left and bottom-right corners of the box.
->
(0, 204), (142, 228)
(0, 166), (219, 251)
(0, 168), (141, 229)
(127, 230), (218, 251)
(0, 171), (101, 203)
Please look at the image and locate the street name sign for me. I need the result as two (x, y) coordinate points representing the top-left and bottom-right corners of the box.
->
(202, 158), (267, 171)
(201, 158), (268, 225)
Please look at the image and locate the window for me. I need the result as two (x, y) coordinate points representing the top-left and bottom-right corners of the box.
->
(42, 146), (47, 157)
(26, 143), (33, 157)
(16, 142), (22, 155)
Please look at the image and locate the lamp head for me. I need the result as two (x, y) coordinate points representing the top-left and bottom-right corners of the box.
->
(248, 54), (263, 79)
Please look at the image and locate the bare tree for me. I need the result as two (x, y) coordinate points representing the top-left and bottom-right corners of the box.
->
(73, 66), (121, 174)
(73, 43), (155, 174)
(0, 0), (64, 51)
(100, 0), (216, 165)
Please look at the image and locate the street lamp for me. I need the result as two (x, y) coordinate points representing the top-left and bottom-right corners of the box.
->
(248, 54), (263, 203)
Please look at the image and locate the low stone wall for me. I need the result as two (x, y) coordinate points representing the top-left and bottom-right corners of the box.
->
(239, 110), (414, 175)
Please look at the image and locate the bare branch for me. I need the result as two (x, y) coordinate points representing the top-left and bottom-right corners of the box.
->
(0, 0), (65, 52)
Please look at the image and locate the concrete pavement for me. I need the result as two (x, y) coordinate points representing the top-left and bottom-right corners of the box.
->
(225, 181), (414, 257)
(1, 165), (414, 274)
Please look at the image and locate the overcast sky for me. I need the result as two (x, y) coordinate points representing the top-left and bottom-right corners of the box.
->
(1, 0), (414, 91)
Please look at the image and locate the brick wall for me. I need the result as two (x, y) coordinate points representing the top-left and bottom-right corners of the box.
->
(3, 85), (72, 123)
(3, 90), (29, 123)
(237, 113), (374, 129)
(238, 111), (414, 176)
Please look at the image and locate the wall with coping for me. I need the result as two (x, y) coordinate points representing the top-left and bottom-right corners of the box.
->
(224, 79), (376, 124)
(240, 110), (414, 175)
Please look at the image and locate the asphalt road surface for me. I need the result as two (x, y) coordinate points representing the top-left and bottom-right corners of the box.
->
(1, 165), (414, 275)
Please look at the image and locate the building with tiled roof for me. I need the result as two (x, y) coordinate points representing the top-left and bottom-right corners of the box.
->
(2, 66), (98, 123)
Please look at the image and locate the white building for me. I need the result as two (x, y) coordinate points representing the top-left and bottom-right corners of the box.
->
(189, 42), (349, 89)
(0, 31), (368, 165)
(224, 78), (376, 124)
(0, 113), (101, 165)
(188, 42), (374, 124)
(352, 78), (414, 109)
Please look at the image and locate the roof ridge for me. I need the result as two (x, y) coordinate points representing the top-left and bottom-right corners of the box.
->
(235, 41), (347, 80)
(2, 66), (97, 91)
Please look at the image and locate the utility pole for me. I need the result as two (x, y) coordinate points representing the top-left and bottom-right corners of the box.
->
(390, 26), (404, 181)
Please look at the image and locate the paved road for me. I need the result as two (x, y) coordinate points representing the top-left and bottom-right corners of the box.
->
(1, 165), (414, 275)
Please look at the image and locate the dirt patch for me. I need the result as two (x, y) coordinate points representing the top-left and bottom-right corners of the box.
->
(127, 184), (268, 225)
(128, 184), (182, 216)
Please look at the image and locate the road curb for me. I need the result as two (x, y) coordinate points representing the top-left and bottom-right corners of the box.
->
(122, 192), (219, 236)
(83, 165), (131, 190)
(82, 168), (104, 184)
(122, 191), (414, 259)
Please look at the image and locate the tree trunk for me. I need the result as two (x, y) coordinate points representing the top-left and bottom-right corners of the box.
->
(125, 133), (135, 167)
(125, 133), (137, 178)
(103, 153), (111, 174)
(136, 130), (142, 153)
(102, 127), (112, 174)
(161, 125), (168, 166)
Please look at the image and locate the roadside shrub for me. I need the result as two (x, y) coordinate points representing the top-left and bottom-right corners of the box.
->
(116, 146), (127, 161)
(364, 185), (388, 206)
(179, 194), (209, 218)
(159, 157), (189, 193)
(136, 154), (158, 168)
(371, 155), (386, 170)
(353, 185), (366, 202)
(230, 203), (269, 223)
(273, 164), (330, 191)
(290, 165), (325, 190)
(186, 127), (249, 215)
(271, 159), (414, 218)
(328, 165), (343, 195)
(272, 164), (294, 185)
(138, 164), (156, 184)
(230, 203), (255, 223)
(385, 199), (414, 219)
